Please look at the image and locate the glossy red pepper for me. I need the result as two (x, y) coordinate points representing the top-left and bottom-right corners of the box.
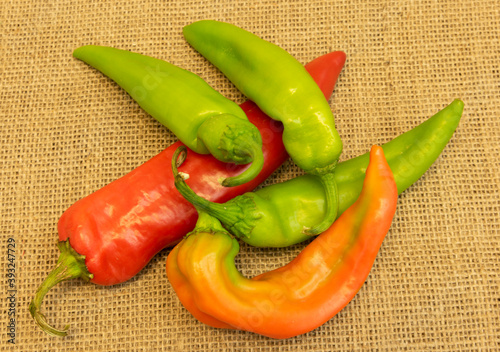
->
(29, 51), (346, 336)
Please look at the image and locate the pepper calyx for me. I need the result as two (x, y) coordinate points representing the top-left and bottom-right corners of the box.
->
(218, 123), (260, 164)
(209, 195), (262, 238)
(197, 114), (264, 187)
(172, 146), (261, 239)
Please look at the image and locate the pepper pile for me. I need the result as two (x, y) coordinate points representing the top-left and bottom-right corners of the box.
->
(30, 20), (464, 338)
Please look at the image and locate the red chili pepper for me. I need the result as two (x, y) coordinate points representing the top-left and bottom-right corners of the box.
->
(29, 51), (346, 337)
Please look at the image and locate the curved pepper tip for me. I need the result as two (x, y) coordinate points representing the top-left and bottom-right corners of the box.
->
(72, 45), (97, 60)
(305, 50), (346, 100)
(452, 98), (465, 112)
(370, 144), (384, 157)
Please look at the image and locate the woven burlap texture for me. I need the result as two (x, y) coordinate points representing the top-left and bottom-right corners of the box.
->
(1, 0), (499, 351)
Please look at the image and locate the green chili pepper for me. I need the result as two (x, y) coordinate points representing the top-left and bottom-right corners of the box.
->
(173, 99), (463, 247)
(73, 45), (264, 187)
(183, 20), (343, 235)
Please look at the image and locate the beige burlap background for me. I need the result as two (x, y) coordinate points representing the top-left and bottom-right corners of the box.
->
(1, 0), (499, 351)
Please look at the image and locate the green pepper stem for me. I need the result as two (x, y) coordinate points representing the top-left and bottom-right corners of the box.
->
(303, 172), (339, 236)
(172, 146), (259, 237)
(29, 240), (93, 337)
(172, 146), (214, 213)
(221, 143), (264, 187)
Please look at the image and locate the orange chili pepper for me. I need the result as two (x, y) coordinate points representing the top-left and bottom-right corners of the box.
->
(166, 145), (398, 339)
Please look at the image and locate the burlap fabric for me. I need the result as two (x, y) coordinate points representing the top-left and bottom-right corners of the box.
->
(1, 0), (498, 351)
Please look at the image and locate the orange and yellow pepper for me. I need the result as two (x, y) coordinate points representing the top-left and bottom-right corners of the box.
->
(167, 144), (398, 339)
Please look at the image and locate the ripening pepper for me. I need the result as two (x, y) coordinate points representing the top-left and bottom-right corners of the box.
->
(73, 45), (264, 187)
(167, 145), (398, 339)
(183, 20), (343, 235)
(172, 99), (464, 247)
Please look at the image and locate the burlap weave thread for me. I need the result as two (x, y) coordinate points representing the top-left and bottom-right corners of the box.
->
(1, 0), (498, 351)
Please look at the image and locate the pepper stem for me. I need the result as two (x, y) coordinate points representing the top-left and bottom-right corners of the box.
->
(172, 146), (259, 238)
(29, 240), (93, 337)
(302, 172), (339, 236)
(221, 143), (264, 187)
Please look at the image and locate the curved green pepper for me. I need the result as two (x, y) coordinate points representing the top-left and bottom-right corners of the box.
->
(173, 99), (463, 247)
(73, 45), (264, 187)
(183, 20), (343, 235)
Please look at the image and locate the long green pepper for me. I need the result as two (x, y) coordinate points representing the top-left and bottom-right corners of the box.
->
(174, 99), (463, 247)
(183, 20), (343, 235)
(73, 45), (264, 187)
